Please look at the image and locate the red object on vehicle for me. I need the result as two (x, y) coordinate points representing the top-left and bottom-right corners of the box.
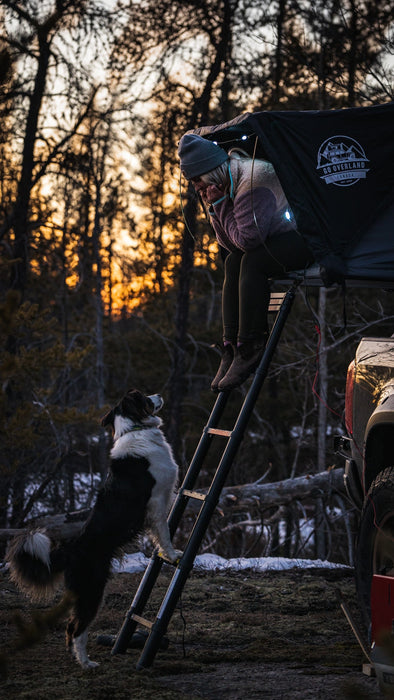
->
(371, 574), (394, 645)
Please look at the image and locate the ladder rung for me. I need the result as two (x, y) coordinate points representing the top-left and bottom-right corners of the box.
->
(131, 614), (153, 629)
(206, 427), (232, 437)
(268, 292), (286, 312)
(182, 489), (206, 501)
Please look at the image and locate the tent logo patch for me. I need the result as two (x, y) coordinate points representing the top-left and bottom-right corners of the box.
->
(316, 135), (369, 186)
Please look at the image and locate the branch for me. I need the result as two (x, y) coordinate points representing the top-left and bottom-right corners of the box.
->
(0, 510), (89, 542)
(31, 87), (99, 188)
(217, 468), (345, 513)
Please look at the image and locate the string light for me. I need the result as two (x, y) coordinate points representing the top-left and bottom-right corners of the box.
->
(207, 132), (256, 146)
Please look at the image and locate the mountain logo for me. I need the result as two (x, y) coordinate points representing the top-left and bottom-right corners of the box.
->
(316, 135), (369, 186)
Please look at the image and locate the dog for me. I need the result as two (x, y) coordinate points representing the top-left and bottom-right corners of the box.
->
(7, 389), (181, 668)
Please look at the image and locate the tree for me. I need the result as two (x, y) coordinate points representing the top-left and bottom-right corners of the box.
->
(0, 0), (115, 295)
(271, 0), (394, 108)
(1, 0), (393, 561)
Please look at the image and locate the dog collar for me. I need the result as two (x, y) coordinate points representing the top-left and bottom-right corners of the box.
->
(114, 424), (147, 440)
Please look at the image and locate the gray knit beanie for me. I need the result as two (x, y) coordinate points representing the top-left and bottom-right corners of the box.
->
(178, 134), (229, 179)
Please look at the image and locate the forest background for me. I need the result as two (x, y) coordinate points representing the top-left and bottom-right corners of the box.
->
(1, 0), (394, 565)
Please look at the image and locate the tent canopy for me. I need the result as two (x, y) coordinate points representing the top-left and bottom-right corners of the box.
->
(193, 102), (394, 281)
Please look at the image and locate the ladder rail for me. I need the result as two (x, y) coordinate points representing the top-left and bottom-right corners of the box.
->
(134, 281), (299, 669)
(179, 280), (299, 570)
(112, 390), (229, 654)
(111, 281), (299, 666)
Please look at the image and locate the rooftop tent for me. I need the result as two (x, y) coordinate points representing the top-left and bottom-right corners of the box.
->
(193, 103), (394, 281)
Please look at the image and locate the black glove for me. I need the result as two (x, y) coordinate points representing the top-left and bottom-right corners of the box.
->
(319, 253), (346, 287)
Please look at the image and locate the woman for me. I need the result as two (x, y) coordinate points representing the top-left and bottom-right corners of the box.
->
(178, 133), (313, 392)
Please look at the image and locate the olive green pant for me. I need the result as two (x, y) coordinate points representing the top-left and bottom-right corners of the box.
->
(222, 230), (313, 344)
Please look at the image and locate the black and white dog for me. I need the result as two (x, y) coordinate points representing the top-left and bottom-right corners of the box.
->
(7, 389), (180, 668)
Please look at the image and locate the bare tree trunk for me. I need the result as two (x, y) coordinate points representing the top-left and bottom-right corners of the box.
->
(167, 190), (196, 459)
(10, 35), (51, 294)
(92, 178), (105, 409)
(315, 287), (328, 559)
(347, 0), (357, 107)
(93, 192), (108, 487)
(317, 287), (328, 472)
(274, 0), (287, 104)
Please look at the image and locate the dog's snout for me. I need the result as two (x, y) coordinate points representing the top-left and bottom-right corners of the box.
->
(148, 394), (164, 413)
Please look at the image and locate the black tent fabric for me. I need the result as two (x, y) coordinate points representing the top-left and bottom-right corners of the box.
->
(194, 102), (394, 281)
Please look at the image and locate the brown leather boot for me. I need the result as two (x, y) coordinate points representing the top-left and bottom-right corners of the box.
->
(210, 344), (234, 392)
(217, 340), (266, 392)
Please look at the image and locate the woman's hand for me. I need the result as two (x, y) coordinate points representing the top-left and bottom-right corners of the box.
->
(204, 184), (224, 203)
(191, 179), (224, 203)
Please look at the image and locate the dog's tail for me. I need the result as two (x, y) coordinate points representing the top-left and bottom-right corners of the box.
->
(6, 530), (68, 601)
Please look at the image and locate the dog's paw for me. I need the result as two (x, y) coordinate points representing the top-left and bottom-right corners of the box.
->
(158, 548), (183, 564)
(173, 549), (183, 563)
(72, 638), (100, 669)
(80, 657), (100, 669)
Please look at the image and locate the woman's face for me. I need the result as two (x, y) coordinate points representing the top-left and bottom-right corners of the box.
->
(190, 175), (208, 198)
(190, 173), (211, 197)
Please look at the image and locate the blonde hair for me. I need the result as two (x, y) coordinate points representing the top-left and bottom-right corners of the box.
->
(198, 148), (253, 192)
(199, 161), (229, 187)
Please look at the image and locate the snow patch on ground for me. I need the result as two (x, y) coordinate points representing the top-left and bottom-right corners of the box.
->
(114, 551), (350, 574)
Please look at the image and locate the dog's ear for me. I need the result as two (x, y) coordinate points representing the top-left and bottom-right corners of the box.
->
(101, 408), (115, 429)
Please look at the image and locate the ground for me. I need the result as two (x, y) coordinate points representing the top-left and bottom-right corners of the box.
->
(0, 563), (386, 699)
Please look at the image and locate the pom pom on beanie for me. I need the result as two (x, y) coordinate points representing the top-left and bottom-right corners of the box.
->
(178, 134), (229, 179)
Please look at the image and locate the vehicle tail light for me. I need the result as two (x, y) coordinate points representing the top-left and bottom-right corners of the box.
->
(345, 360), (356, 435)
